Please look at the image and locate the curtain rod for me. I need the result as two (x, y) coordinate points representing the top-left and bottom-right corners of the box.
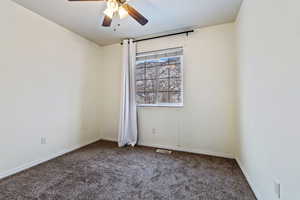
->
(121, 30), (194, 45)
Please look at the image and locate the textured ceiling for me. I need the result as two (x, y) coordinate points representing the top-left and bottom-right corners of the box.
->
(12, 0), (242, 46)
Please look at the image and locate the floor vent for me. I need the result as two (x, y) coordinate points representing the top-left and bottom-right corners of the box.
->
(156, 149), (172, 154)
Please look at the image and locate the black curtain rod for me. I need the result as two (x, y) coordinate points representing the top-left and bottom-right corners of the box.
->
(121, 30), (194, 45)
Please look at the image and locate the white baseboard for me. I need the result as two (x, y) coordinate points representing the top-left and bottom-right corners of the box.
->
(101, 137), (234, 159)
(101, 137), (118, 143)
(0, 138), (101, 180)
(139, 142), (234, 159)
(236, 158), (262, 200)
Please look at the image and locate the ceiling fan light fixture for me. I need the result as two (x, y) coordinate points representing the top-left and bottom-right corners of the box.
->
(107, 0), (119, 12)
(69, 0), (148, 27)
(119, 6), (128, 19)
(103, 8), (114, 19)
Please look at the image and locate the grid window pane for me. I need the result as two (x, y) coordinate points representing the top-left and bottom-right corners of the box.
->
(158, 79), (169, 91)
(136, 92), (145, 104)
(158, 92), (169, 103)
(169, 64), (181, 77)
(145, 80), (156, 92)
(168, 57), (180, 64)
(158, 58), (168, 66)
(136, 68), (145, 80)
(145, 68), (156, 79)
(145, 92), (156, 104)
(136, 80), (145, 92)
(158, 65), (169, 79)
(169, 92), (181, 103)
(135, 48), (183, 106)
(146, 60), (158, 68)
(169, 78), (181, 91)
(136, 61), (145, 69)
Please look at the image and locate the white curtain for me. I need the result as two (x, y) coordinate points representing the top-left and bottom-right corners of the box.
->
(118, 39), (138, 147)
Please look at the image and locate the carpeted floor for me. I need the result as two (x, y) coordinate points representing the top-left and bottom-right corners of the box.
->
(0, 140), (256, 200)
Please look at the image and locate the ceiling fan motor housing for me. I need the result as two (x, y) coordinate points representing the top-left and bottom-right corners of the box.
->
(69, 0), (148, 27)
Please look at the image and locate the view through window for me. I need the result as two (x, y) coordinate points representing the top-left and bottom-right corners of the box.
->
(135, 47), (183, 106)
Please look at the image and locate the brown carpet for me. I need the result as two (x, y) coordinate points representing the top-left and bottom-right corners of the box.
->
(0, 140), (256, 200)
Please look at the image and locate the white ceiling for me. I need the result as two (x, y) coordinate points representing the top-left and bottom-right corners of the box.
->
(12, 0), (242, 46)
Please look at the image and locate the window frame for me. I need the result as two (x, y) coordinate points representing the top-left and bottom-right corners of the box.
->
(135, 54), (184, 108)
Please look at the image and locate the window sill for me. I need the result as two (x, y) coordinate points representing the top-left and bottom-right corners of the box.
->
(137, 104), (184, 108)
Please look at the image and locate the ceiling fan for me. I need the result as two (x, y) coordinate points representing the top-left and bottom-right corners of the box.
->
(68, 0), (149, 27)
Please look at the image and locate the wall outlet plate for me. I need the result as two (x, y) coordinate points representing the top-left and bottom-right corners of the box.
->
(274, 180), (281, 199)
(41, 137), (47, 145)
(152, 128), (156, 134)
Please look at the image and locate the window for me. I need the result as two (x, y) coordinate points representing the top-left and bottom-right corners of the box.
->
(135, 47), (183, 107)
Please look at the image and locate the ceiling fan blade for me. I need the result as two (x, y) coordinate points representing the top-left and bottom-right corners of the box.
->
(102, 15), (112, 27)
(122, 4), (148, 26)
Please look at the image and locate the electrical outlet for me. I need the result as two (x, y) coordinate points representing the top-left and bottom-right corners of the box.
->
(41, 137), (47, 145)
(274, 180), (281, 199)
(152, 128), (156, 135)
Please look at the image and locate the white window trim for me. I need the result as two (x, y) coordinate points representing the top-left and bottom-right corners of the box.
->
(137, 103), (184, 108)
(136, 54), (184, 107)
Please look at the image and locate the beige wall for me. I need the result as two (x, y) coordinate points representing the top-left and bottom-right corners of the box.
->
(100, 23), (237, 158)
(236, 0), (300, 199)
(0, 0), (102, 178)
(2, 0), (299, 198)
